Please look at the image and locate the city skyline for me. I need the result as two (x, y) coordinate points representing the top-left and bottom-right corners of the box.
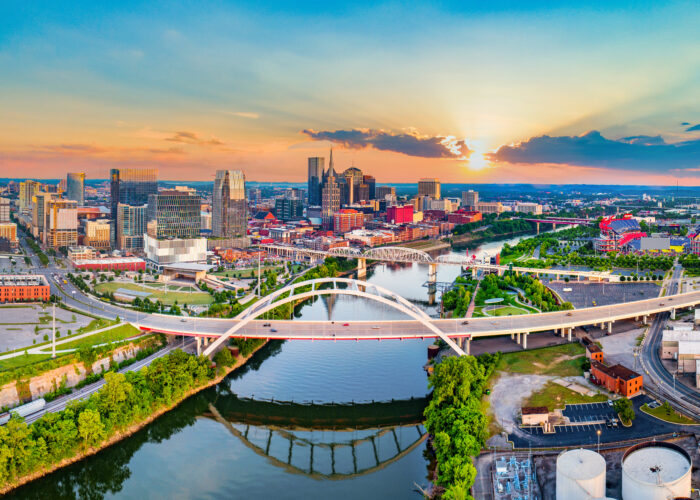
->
(0, 1), (698, 185)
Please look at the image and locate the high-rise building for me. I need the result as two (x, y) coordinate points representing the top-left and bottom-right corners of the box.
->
(363, 175), (376, 200)
(0, 197), (10, 223)
(0, 223), (18, 251)
(462, 190), (479, 210)
(147, 190), (201, 239)
(342, 167), (364, 205)
(31, 191), (59, 240)
(307, 157), (324, 206)
(333, 209), (364, 234)
(45, 199), (78, 249)
(116, 203), (147, 251)
(376, 186), (396, 199)
(212, 170), (247, 238)
(83, 219), (111, 250)
(418, 178), (441, 200)
(110, 168), (158, 225)
(248, 187), (262, 204)
(275, 198), (303, 221)
(321, 149), (341, 230)
(475, 201), (504, 214)
(19, 180), (41, 214)
(66, 173), (85, 205)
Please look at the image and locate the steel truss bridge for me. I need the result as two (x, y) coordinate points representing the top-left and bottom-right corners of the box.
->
(259, 243), (616, 281)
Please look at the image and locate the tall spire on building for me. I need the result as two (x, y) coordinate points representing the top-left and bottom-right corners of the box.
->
(327, 146), (336, 177)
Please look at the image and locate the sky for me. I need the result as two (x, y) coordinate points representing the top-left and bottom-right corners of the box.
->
(0, 1), (699, 185)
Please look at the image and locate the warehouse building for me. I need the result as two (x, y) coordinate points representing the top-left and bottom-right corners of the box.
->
(0, 275), (50, 303)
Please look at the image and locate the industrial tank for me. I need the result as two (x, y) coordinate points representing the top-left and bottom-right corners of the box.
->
(556, 448), (606, 500)
(622, 441), (691, 500)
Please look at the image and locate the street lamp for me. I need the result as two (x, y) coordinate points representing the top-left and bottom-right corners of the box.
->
(597, 429), (601, 453)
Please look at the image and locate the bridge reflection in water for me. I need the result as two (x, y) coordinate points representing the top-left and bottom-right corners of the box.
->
(204, 394), (428, 480)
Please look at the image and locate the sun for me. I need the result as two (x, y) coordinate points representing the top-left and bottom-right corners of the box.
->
(465, 141), (491, 171)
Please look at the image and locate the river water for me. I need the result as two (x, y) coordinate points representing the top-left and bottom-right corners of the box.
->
(9, 235), (532, 499)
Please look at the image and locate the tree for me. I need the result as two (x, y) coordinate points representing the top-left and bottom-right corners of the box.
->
(78, 409), (104, 448)
(613, 398), (635, 424)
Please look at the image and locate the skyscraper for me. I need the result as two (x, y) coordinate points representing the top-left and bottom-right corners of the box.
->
(307, 157), (324, 206)
(363, 175), (376, 200)
(418, 178), (441, 200)
(19, 180), (41, 214)
(321, 149), (340, 230)
(462, 190), (479, 210)
(116, 203), (146, 251)
(66, 172), (85, 205)
(110, 168), (158, 221)
(147, 190), (201, 239)
(45, 198), (78, 249)
(110, 168), (157, 246)
(212, 170), (247, 238)
(342, 167), (363, 204)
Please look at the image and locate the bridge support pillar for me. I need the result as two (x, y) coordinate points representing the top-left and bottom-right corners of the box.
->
(471, 267), (477, 279)
(567, 328), (572, 342)
(536, 221), (540, 235)
(497, 268), (504, 277)
(522, 333), (528, 349)
(516, 332), (521, 345)
(196, 337), (202, 356)
(671, 308), (676, 320)
(607, 322), (613, 334)
(510, 333), (514, 340)
(643, 315), (648, 325)
(465, 337), (471, 355)
(552, 223), (556, 231)
(357, 258), (367, 279)
(560, 328), (565, 338)
(428, 263), (437, 284)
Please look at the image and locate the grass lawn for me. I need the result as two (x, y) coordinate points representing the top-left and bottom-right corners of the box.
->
(483, 305), (530, 317)
(42, 323), (142, 351)
(525, 381), (608, 411)
(497, 343), (587, 376)
(95, 282), (214, 305)
(0, 353), (54, 371)
(641, 403), (697, 425)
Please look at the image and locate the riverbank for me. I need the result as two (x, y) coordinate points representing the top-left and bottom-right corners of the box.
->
(451, 228), (536, 249)
(0, 340), (269, 495)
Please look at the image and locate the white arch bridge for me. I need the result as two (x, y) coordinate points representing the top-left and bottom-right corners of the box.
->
(132, 277), (700, 359)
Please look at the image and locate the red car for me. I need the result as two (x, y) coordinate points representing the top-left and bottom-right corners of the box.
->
(343, 323), (350, 326)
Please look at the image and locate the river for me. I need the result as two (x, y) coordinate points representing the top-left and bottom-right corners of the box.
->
(9, 234), (535, 499)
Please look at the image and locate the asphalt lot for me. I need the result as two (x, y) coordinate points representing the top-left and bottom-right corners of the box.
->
(509, 396), (698, 448)
(548, 281), (661, 309)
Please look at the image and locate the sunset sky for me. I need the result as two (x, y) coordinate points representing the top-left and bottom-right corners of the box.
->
(0, 1), (699, 184)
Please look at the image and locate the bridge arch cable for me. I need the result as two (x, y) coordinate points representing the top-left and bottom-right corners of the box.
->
(202, 277), (466, 357)
(362, 246), (434, 264)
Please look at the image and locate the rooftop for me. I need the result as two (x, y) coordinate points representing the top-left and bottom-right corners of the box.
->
(591, 361), (640, 381)
(522, 406), (548, 415)
(0, 275), (49, 287)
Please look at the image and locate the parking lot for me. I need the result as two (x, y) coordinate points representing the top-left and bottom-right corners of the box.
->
(547, 282), (660, 309)
(509, 396), (697, 448)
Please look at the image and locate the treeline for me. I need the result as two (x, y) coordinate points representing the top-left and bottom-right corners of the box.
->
(425, 353), (501, 499)
(454, 217), (531, 239)
(442, 277), (478, 318)
(25, 237), (49, 266)
(0, 350), (214, 488)
(680, 254), (700, 274)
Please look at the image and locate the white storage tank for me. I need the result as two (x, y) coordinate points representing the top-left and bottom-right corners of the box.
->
(556, 448), (607, 500)
(622, 441), (691, 500)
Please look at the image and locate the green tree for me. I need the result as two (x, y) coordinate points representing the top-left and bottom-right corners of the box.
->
(78, 409), (105, 448)
(613, 398), (635, 423)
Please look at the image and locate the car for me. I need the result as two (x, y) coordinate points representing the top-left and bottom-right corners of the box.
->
(180, 318), (187, 322)
(343, 323), (350, 327)
(659, 303), (665, 306)
(606, 420), (612, 428)
(608, 400), (614, 406)
(566, 312), (573, 316)
(270, 328), (277, 333)
(372, 326), (380, 330)
(263, 323), (271, 327)
(461, 320), (469, 325)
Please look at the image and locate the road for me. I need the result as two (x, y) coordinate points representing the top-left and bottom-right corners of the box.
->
(17, 233), (700, 344)
(640, 264), (700, 416)
(22, 338), (194, 424)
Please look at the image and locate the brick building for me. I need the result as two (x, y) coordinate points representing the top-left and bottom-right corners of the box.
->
(333, 209), (365, 235)
(582, 336), (604, 363)
(386, 205), (414, 225)
(447, 210), (482, 225)
(0, 275), (50, 303)
(71, 257), (146, 272)
(590, 361), (643, 397)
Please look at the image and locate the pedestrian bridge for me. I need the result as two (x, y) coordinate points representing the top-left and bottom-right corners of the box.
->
(135, 277), (700, 357)
(259, 243), (616, 281)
